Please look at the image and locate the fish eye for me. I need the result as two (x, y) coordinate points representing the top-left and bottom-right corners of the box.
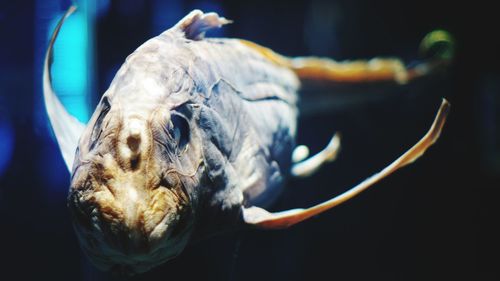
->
(169, 114), (190, 151)
(89, 97), (111, 149)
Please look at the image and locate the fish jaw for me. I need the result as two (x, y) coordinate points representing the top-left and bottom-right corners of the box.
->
(68, 146), (194, 274)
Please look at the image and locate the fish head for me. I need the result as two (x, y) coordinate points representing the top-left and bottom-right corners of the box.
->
(67, 69), (203, 274)
(43, 7), (229, 275)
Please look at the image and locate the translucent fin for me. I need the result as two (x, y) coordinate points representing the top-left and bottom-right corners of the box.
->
(243, 99), (450, 229)
(292, 145), (310, 163)
(173, 9), (232, 40)
(239, 30), (454, 85)
(43, 5), (86, 172)
(291, 133), (341, 178)
(290, 57), (413, 84)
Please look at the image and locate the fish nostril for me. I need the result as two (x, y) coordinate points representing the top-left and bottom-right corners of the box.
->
(127, 135), (141, 170)
(127, 134), (141, 153)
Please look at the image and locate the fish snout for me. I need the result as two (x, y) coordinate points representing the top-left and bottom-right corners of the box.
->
(118, 118), (150, 170)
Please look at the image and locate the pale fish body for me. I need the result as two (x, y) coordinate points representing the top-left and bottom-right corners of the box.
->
(43, 7), (451, 274)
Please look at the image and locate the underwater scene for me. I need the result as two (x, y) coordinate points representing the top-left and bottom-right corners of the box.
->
(0, 0), (498, 280)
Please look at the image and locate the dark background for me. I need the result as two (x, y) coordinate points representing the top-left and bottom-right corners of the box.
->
(0, 0), (498, 280)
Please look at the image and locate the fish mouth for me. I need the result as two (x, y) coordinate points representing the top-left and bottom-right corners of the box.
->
(69, 181), (184, 246)
(70, 192), (192, 275)
(68, 166), (193, 272)
(79, 232), (182, 275)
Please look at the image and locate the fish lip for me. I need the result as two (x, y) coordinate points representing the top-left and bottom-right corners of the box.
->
(105, 250), (179, 276)
(71, 185), (170, 244)
(79, 217), (181, 270)
(148, 208), (170, 240)
(71, 191), (191, 274)
(69, 165), (192, 260)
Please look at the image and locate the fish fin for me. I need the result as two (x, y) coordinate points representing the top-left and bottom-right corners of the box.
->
(291, 145), (310, 163)
(43, 5), (86, 172)
(291, 57), (412, 84)
(243, 99), (450, 229)
(173, 9), (232, 40)
(238, 39), (412, 83)
(291, 133), (341, 178)
(239, 30), (454, 84)
(239, 33), (454, 115)
(238, 39), (292, 68)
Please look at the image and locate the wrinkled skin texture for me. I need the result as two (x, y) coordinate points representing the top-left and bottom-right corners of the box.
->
(45, 8), (451, 275)
(67, 13), (298, 274)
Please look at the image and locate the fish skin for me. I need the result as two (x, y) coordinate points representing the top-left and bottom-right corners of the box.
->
(67, 10), (299, 274)
(45, 8), (451, 275)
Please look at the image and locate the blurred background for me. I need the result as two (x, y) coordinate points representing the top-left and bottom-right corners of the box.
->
(0, 0), (498, 280)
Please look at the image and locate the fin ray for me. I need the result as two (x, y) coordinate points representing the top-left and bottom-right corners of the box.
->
(173, 9), (231, 40)
(43, 5), (86, 172)
(243, 99), (450, 229)
(239, 30), (454, 85)
(291, 133), (341, 178)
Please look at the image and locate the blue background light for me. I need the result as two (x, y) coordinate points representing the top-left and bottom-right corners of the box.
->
(0, 113), (14, 177)
(48, 11), (90, 123)
(0, 1), (493, 280)
(32, 0), (95, 194)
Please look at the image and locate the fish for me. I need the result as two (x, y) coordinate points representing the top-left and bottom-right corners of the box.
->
(43, 6), (451, 274)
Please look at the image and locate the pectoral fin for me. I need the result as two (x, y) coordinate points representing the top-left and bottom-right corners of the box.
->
(291, 133), (341, 178)
(43, 5), (86, 172)
(243, 99), (450, 229)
